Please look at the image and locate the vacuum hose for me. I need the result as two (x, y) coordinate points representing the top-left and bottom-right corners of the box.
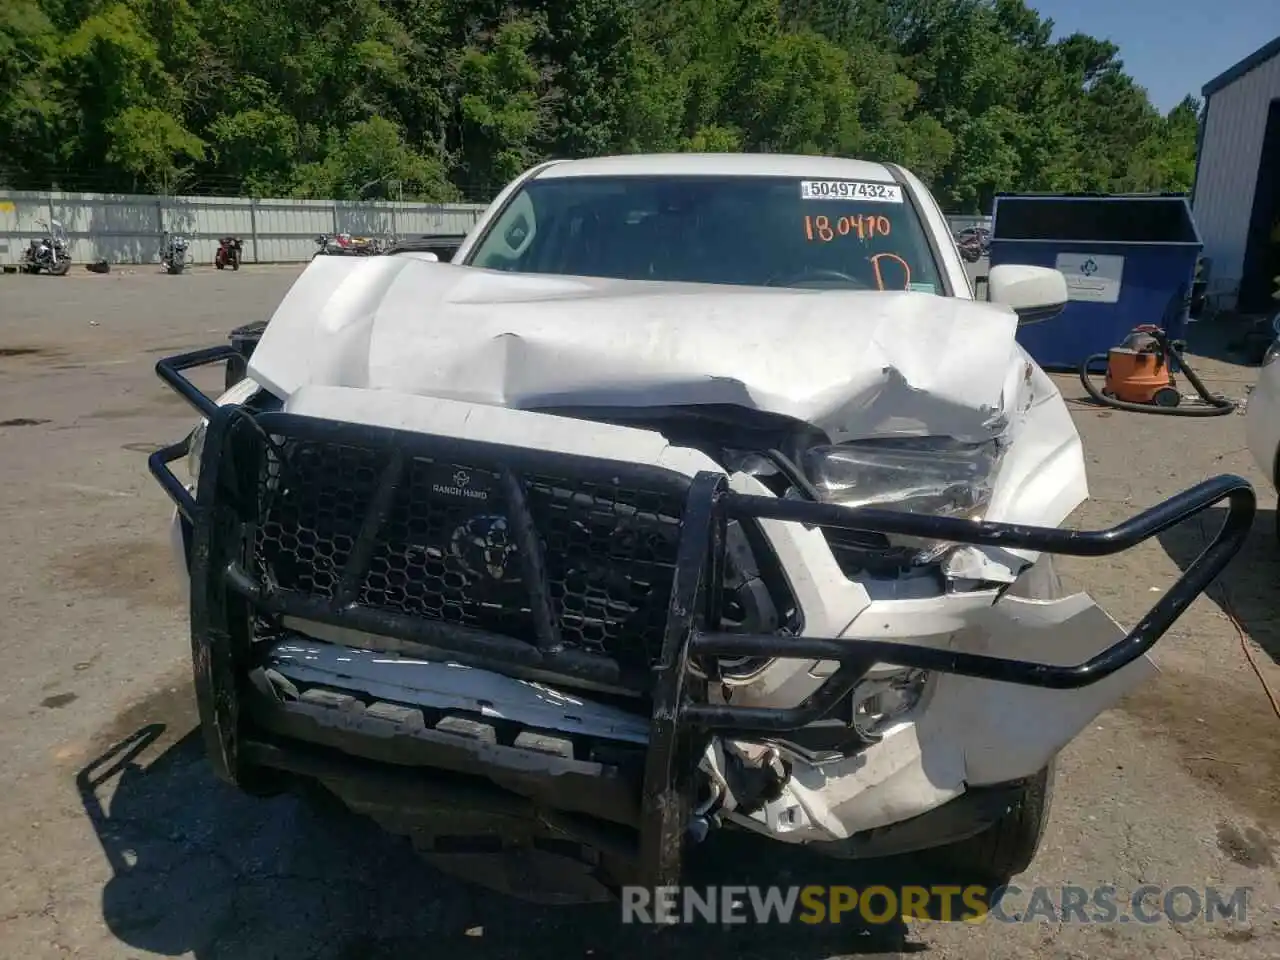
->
(1078, 331), (1237, 417)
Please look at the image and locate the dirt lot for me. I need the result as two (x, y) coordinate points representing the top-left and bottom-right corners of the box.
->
(1, 265), (1279, 959)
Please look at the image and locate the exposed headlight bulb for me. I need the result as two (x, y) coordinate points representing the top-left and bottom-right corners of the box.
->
(183, 379), (263, 487)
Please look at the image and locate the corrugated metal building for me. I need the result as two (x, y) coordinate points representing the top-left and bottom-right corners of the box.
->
(1192, 35), (1280, 313)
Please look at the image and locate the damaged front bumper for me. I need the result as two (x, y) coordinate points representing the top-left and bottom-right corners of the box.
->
(148, 347), (1255, 890)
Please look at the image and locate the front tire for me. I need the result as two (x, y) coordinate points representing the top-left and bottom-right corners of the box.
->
(50, 258), (70, 276)
(934, 763), (1055, 885)
(930, 554), (1060, 883)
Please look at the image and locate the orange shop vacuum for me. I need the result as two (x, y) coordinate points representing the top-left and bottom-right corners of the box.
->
(1078, 324), (1237, 417)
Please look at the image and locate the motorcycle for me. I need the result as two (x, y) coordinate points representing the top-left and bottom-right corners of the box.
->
(314, 232), (382, 257)
(214, 237), (242, 271)
(160, 232), (190, 275)
(957, 235), (984, 263)
(20, 219), (71, 276)
(955, 226), (991, 263)
(313, 233), (343, 257)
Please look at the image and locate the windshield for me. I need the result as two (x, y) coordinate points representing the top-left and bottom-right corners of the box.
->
(466, 174), (944, 293)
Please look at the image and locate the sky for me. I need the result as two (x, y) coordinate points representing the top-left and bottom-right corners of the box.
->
(1031, 0), (1280, 113)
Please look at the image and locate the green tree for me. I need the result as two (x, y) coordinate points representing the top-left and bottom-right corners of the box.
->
(54, 3), (194, 188)
(207, 94), (300, 196)
(106, 105), (206, 193)
(0, 0), (61, 185)
(725, 27), (861, 155)
(293, 116), (454, 201)
(0, 0), (1204, 211)
(1118, 95), (1200, 193)
(455, 17), (551, 199)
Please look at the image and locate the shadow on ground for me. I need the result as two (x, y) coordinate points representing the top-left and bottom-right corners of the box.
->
(1158, 505), (1280, 664)
(1183, 313), (1272, 367)
(1117, 506), (1280, 832)
(76, 721), (1000, 959)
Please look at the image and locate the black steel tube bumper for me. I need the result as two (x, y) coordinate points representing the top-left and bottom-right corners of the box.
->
(147, 345), (244, 524)
(147, 346), (1256, 889)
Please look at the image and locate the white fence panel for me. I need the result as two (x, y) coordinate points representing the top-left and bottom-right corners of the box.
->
(255, 199), (342, 262)
(49, 192), (162, 264)
(397, 204), (483, 237)
(0, 192), (51, 262)
(0, 187), (985, 266)
(0, 190), (487, 265)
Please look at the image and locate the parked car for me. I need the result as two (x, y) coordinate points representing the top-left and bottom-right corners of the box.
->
(1244, 311), (1280, 536)
(383, 232), (467, 261)
(147, 153), (1251, 903)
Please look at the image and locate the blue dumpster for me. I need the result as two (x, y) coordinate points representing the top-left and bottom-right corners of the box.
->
(988, 194), (1203, 370)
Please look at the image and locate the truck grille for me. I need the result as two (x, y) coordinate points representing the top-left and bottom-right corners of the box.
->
(251, 438), (687, 672)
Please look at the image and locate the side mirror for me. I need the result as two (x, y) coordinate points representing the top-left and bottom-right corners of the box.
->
(986, 264), (1068, 324)
(419, 252), (439, 262)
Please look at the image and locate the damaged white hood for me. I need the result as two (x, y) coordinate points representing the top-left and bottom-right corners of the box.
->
(248, 254), (1023, 444)
(247, 254), (1089, 570)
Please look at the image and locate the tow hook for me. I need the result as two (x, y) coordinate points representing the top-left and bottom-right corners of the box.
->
(722, 743), (790, 816)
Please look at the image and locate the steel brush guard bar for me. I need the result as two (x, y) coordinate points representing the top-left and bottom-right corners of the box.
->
(147, 347), (1255, 887)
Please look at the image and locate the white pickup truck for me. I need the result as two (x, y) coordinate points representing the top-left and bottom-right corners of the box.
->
(147, 153), (1252, 903)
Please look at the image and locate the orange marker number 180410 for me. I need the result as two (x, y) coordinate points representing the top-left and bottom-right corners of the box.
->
(803, 213), (892, 242)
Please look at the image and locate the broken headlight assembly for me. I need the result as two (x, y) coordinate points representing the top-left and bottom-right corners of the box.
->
(800, 435), (1006, 570)
(790, 437), (1003, 740)
(187, 418), (208, 482)
(184, 379), (268, 485)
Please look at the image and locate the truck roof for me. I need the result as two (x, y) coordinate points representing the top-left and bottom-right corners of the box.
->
(532, 153), (898, 183)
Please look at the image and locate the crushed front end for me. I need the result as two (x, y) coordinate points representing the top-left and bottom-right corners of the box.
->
(148, 347), (1254, 897)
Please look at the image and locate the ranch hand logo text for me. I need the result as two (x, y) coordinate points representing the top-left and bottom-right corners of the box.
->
(432, 469), (489, 501)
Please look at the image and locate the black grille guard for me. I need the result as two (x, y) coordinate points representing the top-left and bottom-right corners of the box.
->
(149, 346), (1254, 887)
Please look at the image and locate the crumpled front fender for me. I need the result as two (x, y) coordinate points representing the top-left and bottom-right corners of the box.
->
(718, 575), (1149, 844)
(929, 590), (1151, 784)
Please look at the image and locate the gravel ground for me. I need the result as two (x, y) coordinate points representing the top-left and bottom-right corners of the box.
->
(1, 264), (1279, 959)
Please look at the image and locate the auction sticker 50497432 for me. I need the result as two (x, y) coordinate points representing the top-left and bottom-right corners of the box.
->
(799, 180), (903, 203)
